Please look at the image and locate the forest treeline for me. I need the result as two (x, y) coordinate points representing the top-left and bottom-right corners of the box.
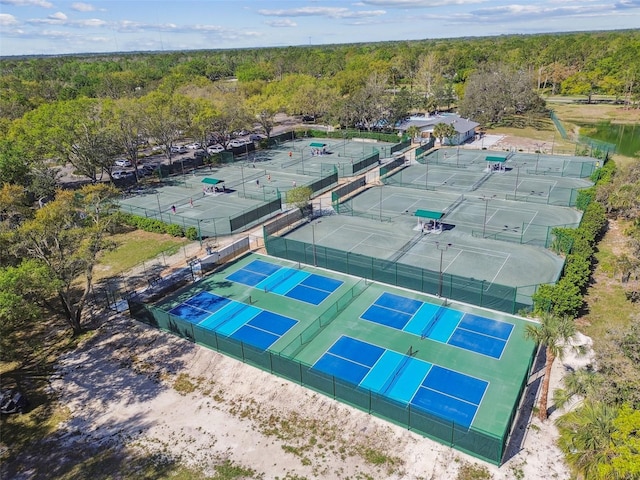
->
(1, 29), (639, 126)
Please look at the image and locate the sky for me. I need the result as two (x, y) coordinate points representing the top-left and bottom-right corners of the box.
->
(1, 0), (639, 57)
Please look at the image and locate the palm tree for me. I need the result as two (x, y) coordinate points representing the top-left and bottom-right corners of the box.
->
(406, 125), (421, 144)
(555, 401), (618, 480)
(525, 312), (576, 421)
(432, 122), (456, 145)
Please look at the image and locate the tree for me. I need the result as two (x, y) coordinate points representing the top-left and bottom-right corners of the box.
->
(285, 186), (313, 213)
(141, 92), (191, 166)
(432, 122), (456, 145)
(556, 401), (618, 480)
(105, 98), (146, 177)
(13, 184), (120, 334)
(0, 260), (54, 360)
(459, 63), (546, 125)
(405, 126), (421, 144)
(246, 93), (281, 140)
(525, 312), (576, 421)
(0, 140), (30, 186)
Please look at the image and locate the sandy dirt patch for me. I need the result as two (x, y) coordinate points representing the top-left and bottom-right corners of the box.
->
(38, 310), (587, 479)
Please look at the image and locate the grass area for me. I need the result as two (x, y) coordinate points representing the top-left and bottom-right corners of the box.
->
(93, 230), (189, 282)
(547, 98), (640, 125)
(578, 219), (638, 346)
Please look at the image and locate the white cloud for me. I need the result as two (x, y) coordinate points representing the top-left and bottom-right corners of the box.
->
(359, 0), (483, 7)
(258, 6), (385, 19)
(79, 18), (107, 27)
(0, 0), (52, 7)
(49, 11), (67, 20)
(71, 2), (96, 12)
(0, 13), (19, 25)
(265, 18), (298, 27)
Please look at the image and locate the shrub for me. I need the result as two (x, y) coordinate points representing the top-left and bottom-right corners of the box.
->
(185, 226), (199, 241)
(165, 224), (184, 237)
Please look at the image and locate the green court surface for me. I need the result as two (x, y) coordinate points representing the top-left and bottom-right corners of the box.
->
(389, 162), (592, 207)
(117, 137), (399, 236)
(286, 214), (565, 288)
(138, 253), (537, 464)
(421, 147), (601, 179)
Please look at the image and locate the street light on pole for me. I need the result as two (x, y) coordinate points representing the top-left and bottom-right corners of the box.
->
(534, 143), (545, 173)
(240, 163), (246, 197)
(379, 184), (383, 222)
(480, 195), (496, 238)
(311, 220), (321, 266)
(425, 156), (429, 190)
(436, 242), (452, 297)
(514, 163), (526, 198)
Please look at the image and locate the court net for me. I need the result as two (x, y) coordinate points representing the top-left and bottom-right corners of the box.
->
(263, 264), (301, 293)
(381, 346), (415, 394)
(443, 194), (465, 216)
(216, 298), (254, 331)
(387, 232), (423, 264)
(420, 299), (449, 339)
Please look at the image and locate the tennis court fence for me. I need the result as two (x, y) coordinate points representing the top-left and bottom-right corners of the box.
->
(264, 234), (537, 314)
(128, 298), (532, 465)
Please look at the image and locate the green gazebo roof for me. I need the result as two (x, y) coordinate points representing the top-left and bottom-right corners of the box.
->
(415, 209), (444, 220)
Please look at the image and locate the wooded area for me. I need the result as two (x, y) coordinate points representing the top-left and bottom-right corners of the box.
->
(0, 30), (639, 480)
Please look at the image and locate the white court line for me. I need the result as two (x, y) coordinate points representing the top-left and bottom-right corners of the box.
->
(443, 249), (463, 274)
(441, 173), (457, 185)
(521, 210), (539, 235)
(489, 253), (510, 286)
(350, 232), (378, 252)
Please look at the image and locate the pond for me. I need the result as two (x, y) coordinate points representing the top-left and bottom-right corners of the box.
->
(579, 122), (640, 157)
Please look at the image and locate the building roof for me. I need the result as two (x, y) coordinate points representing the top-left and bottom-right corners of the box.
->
(397, 114), (479, 135)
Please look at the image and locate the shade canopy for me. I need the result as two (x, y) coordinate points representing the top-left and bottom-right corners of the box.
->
(201, 178), (223, 185)
(309, 142), (326, 148)
(485, 156), (507, 163)
(415, 209), (444, 220)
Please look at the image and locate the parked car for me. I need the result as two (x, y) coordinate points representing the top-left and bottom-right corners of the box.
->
(1, 389), (29, 414)
(185, 142), (201, 150)
(207, 144), (224, 154)
(138, 164), (157, 176)
(114, 159), (132, 167)
(228, 139), (248, 148)
(170, 145), (188, 154)
(193, 149), (207, 158)
(249, 133), (266, 141)
(112, 170), (133, 180)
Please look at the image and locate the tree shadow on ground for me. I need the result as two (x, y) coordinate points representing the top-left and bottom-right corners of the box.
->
(502, 346), (546, 463)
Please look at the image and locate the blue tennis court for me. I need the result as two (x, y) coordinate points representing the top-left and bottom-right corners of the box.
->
(312, 336), (488, 428)
(169, 291), (298, 351)
(226, 259), (343, 305)
(360, 292), (513, 359)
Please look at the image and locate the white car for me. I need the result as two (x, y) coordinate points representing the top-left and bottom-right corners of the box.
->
(114, 159), (132, 167)
(228, 139), (248, 148)
(207, 144), (225, 154)
(171, 145), (188, 154)
(186, 142), (201, 149)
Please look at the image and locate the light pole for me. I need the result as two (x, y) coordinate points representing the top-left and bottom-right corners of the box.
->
(436, 242), (452, 297)
(514, 163), (526, 198)
(425, 156), (429, 190)
(156, 193), (163, 221)
(311, 220), (321, 266)
(480, 195), (496, 238)
(534, 143), (545, 173)
(240, 163), (246, 197)
(379, 184), (383, 222)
